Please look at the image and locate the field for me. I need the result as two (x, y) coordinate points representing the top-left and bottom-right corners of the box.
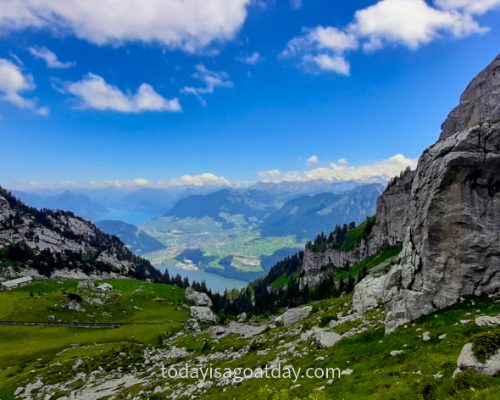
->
(0, 279), (190, 398)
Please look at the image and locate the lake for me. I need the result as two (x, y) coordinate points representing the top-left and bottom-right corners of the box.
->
(157, 264), (248, 293)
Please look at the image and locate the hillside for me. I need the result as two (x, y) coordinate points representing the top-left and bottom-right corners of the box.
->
(0, 186), (160, 280)
(96, 220), (166, 255)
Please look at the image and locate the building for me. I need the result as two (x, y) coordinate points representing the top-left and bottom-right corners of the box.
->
(0, 276), (33, 290)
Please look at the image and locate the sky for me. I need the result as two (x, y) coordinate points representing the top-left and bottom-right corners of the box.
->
(0, 0), (499, 190)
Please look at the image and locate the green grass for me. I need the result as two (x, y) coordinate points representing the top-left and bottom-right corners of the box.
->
(0, 278), (189, 395)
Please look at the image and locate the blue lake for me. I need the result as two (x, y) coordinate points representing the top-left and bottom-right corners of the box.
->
(157, 264), (248, 293)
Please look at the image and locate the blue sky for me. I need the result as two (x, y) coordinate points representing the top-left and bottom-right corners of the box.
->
(0, 0), (499, 189)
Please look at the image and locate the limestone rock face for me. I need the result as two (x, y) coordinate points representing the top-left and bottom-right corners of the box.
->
(383, 119), (500, 333)
(274, 306), (312, 326)
(190, 306), (217, 324)
(185, 287), (213, 307)
(353, 54), (500, 333)
(440, 55), (500, 140)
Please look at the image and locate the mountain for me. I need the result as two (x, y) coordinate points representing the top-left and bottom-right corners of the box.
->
(96, 220), (166, 255)
(0, 186), (160, 280)
(12, 190), (108, 221)
(260, 184), (383, 239)
(165, 188), (279, 223)
(272, 53), (500, 333)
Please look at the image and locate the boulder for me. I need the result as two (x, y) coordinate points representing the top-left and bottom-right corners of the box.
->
(274, 306), (312, 326)
(456, 343), (500, 376)
(190, 306), (217, 324)
(96, 283), (113, 292)
(237, 312), (247, 323)
(353, 274), (386, 314)
(185, 287), (212, 307)
(301, 327), (342, 348)
(475, 315), (500, 327)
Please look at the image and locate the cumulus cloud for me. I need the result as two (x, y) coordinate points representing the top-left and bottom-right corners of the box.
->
(259, 154), (417, 183)
(0, 0), (251, 52)
(282, 26), (357, 74)
(175, 173), (231, 187)
(436, 0), (500, 15)
(236, 52), (262, 65)
(0, 57), (47, 115)
(11, 173), (231, 190)
(306, 155), (319, 166)
(66, 73), (181, 113)
(182, 65), (234, 106)
(29, 46), (75, 69)
(352, 0), (485, 51)
(283, 0), (493, 74)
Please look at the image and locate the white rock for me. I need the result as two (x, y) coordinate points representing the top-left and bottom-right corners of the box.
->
(438, 333), (447, 340)
(77, 280), (94, 290)
(390, 350), (404, 357)
(456, 342), (500, 376)
(96, 283), (113, 292)
(274, 306), (312, 326)
(475, 315), (500, 327)
(185, 287), (212, 307)
(422, 331), (431, 342)
(433, 373), (443, 379)
(341, 369), (353, 376)
(301, 327), (341, 348)
(190, 306), (217, 324)
(353, 274), (386, 314)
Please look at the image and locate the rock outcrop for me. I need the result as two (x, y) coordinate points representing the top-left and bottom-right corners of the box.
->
(354, 54), (500, 333)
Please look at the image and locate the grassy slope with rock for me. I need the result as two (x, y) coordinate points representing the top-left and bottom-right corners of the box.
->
(0, 278), (498, 399)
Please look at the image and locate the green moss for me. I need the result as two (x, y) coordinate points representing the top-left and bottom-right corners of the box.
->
(471, 330), (500, 363)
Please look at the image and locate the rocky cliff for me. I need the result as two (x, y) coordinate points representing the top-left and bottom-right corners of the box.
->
(353, 54), (500, 332)
(300, 171), (412, 288)
(0, 186), (160, 280)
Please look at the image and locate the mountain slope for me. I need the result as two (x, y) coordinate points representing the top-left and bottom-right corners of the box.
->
(261, 184), (383, 239)
(165, 188), (279, 223)
(96, 220), (166, 255)
(0, 186), (160, 280)
(12, 190), (108, 220)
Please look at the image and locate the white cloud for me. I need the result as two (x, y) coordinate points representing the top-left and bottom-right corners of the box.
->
(182, 65), (234, 106)
(0, 0), (251, 52)
(0, 58), (47, 114)
(236, 52), (262, 65)
(306, 155), (319, 166)
(282, 26), (357, 74)
(291, 0), (303, 10)
(29, 46), (75, 69)
(259, 154), (417, 183)
(66, 73), (181, 113)
(351, 0), (485, 51)
(283, 0), (493, 74)
(435, 0), (500, 15)
(0, 58), (35, 108)
(176, 173), (231, 187)
(11, 173), (231, 190)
